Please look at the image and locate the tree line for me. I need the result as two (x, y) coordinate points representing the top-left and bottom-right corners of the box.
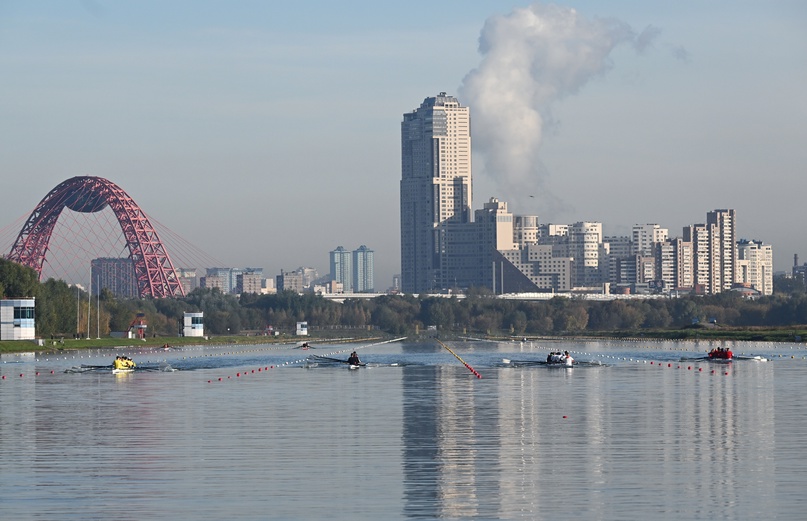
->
(2, 258), (807, 338)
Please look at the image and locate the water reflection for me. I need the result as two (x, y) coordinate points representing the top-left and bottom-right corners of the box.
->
(399, 348), (778, 520)
(0, 341), (795, 520)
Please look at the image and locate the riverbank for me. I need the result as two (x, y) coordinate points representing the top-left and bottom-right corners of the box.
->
(3, 325), (805, 355)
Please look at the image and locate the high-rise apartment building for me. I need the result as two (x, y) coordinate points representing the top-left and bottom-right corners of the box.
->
(330, 246), (352, 292)
(400, 93), (472, 293)
(91, 257), (138, 298)
(568, 222), (604, 288)
(352, 245), (375, 293)
(737, 239), (773, 295)
(206, 268), (233, 294)
(276, 269), (305, 293)
(707, 209), (737, 293)
(236, 272), (263, 295)
(683, 224), (711, 293)
(632, 224), (668, 256)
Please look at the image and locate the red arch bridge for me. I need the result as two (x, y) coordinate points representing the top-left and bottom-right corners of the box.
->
(6, 176), (185, 298)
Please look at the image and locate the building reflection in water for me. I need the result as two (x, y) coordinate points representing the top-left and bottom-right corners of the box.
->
(401, 355), (775, 519)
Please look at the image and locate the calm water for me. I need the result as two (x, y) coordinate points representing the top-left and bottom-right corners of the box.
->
(1, 339), (806, 520)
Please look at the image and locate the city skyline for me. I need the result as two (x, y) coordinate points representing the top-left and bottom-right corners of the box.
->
(1, 1), (804, 287)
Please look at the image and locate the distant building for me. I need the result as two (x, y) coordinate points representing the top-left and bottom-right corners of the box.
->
(236, 272), (263, 294)
(229, 268), (263, 294)
(204, 267), (264, 294)
(277, 269), (305, 293)
(538, 224), (569, 239)
(206, 268), (233, 293)
(604, 236), (632, 284)
(91, 257), (137, 298)
(683, 223), (712, 294)
(353, 245), (375, 292)
(261, 277), (276, 294)
(632, 224), (668, 256)
(0, 298), (35, 340)
(297, 267), (319, 288)
(569, 222), (604, 289)
(400, 92), (472, 293)
(330, 246), (352, 292)
(176, 267), (198, 295)
(707, 209), (737, 293)
(199, 275), (226, 292)
(736, 239), (773, 295)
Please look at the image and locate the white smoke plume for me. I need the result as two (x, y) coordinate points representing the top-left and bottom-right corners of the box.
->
(459, 3), (657, 215)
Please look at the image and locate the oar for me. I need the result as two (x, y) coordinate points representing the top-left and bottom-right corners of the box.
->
(310, 355), (346, 363)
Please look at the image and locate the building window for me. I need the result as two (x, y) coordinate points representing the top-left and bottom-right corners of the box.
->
(14, 307), (35, 320)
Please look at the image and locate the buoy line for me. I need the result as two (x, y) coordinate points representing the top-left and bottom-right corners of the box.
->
(205, 337), (407, 383)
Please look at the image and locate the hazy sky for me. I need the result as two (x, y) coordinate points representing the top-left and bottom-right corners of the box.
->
(1, 1), (805, 288)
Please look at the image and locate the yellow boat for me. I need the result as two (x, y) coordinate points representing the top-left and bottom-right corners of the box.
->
(112, 358), (136, 374)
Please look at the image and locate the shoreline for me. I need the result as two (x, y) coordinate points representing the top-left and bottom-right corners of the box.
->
(3, 326), (805, 355)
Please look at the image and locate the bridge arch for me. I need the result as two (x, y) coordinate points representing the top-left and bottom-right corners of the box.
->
(7, 176), (185, 298)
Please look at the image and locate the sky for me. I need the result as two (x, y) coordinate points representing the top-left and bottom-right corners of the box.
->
(1, 0), (805, 289)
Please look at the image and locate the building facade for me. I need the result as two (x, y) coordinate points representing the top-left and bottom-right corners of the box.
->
(400, 93), (472, 293)
(707, 209), (737, 293)
(182, 312), (204, 337)
(0, 298), (35, 340)
(352, 245), (375, 293)
(330, 246), (352, 292)
(736, 239), (773, 295)
(236, 272), (263, 294)
(277, 269), (305, 293)
(199, 275), (226, 292)
(91, 257), (138, 298)
(632, 224), (668, 256)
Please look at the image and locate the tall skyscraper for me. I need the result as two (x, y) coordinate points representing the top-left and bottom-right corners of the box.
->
(400, 93), (472, 293)
(707, 209), (737, 293)
(683, 223), (712, 293)
(330, 246), (352, 292)
(352, 245), (375, 293)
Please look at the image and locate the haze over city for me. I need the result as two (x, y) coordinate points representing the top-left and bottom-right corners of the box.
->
(1, 1), (805, 288)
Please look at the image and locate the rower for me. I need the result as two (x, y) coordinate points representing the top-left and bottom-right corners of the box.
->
(347, 351), (361, 365)
(564, 351), (574, 367)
